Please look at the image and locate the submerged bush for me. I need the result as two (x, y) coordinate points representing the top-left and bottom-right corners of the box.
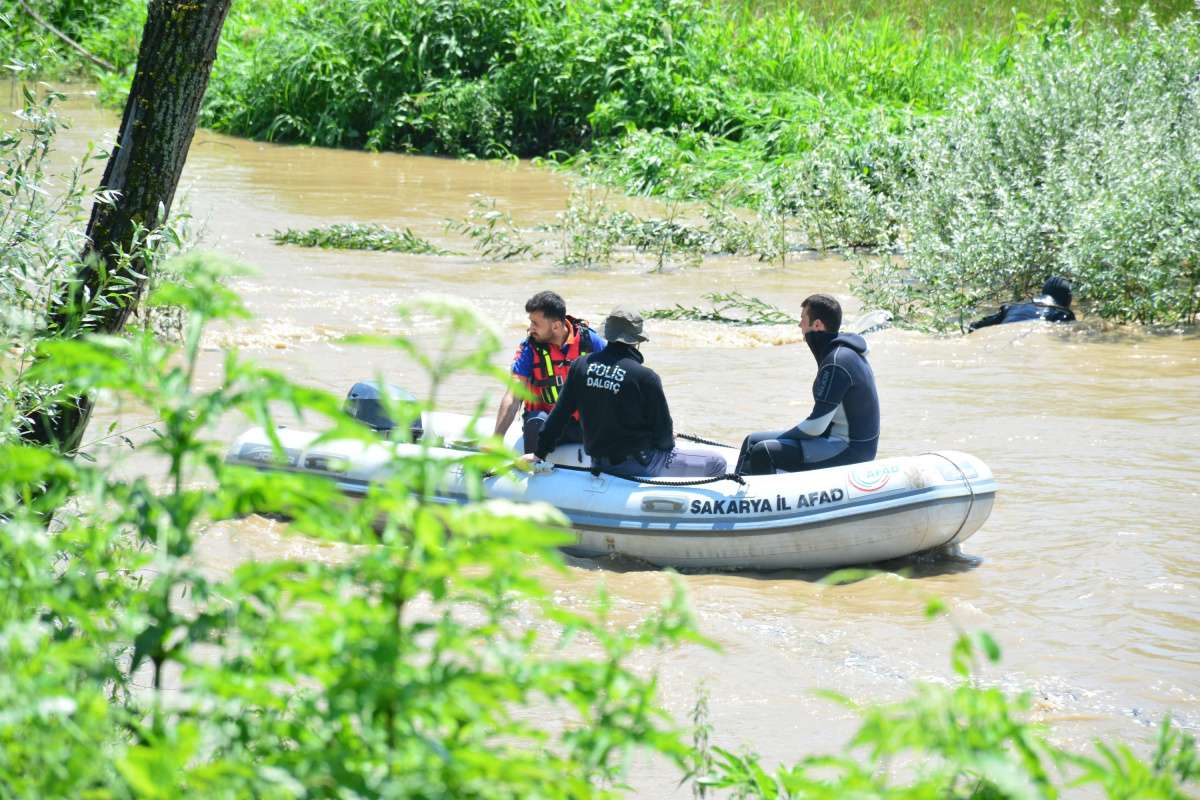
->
(448, 194), (542, 261)
(858, 10), (1200, 329)
(272, 222), (450, 254)
(644, 292), (800, 325)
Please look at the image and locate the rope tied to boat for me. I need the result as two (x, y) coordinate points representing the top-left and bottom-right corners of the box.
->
(676, 432), (734, 448)
(926, 451), (976, 545)
(549, 462), (746, 486)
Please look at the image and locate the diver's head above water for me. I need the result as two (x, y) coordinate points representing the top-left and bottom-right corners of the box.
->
(1040, 276), (1073, 309)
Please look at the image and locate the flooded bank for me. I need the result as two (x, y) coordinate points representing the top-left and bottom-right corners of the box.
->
(30, 88), (1200, 793)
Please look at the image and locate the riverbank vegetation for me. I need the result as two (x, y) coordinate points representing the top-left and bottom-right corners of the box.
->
(7, 0), (1199, 326)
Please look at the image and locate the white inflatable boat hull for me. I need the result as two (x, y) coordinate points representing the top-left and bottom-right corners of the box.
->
(226, 412), (997, 570)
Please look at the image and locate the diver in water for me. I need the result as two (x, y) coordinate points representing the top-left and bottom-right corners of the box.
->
(968, 276), (1076, 331)
(735, 293), (880, 476)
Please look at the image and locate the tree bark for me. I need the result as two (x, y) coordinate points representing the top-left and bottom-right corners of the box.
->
(26, 0), (232, 454)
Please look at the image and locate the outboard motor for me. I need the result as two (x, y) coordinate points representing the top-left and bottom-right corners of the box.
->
(344, 382), (422, 441)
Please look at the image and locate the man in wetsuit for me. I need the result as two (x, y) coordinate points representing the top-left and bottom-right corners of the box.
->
(493, 290), (606, 454)
(968, 276), (1076, 331)
(525, 307), (725, 478)
(736, 293), (880, 475)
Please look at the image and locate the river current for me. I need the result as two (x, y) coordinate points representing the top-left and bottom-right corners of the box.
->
(26, 88), (1200, 793)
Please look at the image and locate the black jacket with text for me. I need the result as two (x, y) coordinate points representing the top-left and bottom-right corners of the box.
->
(534, 342), (674, 461)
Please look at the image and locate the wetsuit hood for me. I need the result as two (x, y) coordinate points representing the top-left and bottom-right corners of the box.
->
(805, 331), (867, 361)
(831, 332), (869, 354)
(1041, 276), (1072, 308)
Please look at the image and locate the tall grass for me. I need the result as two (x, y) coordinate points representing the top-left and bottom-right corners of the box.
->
(30, 0), (1189, 156)
(737, 0), (1196, 30)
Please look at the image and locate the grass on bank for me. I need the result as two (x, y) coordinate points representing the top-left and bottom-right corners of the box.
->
(6, 0), (1199, 326)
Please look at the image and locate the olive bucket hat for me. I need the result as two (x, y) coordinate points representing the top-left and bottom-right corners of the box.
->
(603, 306), (649, 345)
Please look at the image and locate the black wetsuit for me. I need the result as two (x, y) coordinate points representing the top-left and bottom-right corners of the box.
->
(969, 301), (1075, 331)
(737, 332), (880, 475)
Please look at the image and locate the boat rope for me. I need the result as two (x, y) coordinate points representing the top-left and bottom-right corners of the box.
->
(927, 452), (975, 545)
(548, 462), (746, 486)
(677, 432), (734, 448)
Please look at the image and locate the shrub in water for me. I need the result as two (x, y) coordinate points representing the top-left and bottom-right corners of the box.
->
(272, 222), (450, 254)
(858, 11), (1200, 329)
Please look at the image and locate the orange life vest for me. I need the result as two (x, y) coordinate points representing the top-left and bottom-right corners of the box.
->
(526, 316), (595, 414)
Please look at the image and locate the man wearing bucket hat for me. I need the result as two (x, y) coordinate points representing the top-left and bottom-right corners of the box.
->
(526, 307), (726, 479)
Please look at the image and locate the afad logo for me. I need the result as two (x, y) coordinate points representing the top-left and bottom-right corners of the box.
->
(849, 463), (901, 493)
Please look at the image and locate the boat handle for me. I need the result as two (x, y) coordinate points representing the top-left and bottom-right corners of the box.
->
(304, 454), (348, 473)
(641, 497), (685, 513)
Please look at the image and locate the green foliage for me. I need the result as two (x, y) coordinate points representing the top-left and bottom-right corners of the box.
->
(1, 255), (701, 796)
(856, 10), (1200, 329)
(271, 222), (451, 254)
(549, 181), (804, 270)
(553, 182), (622, 269)
(644, 292), (800, 326)
(1070, 718), (1199, 798)
(551, 183), (712, 270)
(0, 85), (209, 377)
(696, 614), (1198, 799)
(273, 190), (796, 270)
(448, 194), (541, 261)
(155, 0), (715, 155)
(0, 85), (93, 346)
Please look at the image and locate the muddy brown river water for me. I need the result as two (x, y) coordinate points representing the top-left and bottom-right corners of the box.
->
(21, 88), (1200, 793)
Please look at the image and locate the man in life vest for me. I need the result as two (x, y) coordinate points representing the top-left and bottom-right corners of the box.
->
(524, 307), (726, 479)
(736, 293), (880, 475)
(968, 276), (1076, 331)
(493, 291), (606, 454)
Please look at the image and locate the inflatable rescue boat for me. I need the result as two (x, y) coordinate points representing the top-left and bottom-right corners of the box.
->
(226, 385), (997, 570)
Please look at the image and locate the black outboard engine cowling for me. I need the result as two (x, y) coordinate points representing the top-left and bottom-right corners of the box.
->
(344, 382), (422, 441)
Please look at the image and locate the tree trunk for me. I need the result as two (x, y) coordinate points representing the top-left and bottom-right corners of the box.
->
(26, 0), (232, 454)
